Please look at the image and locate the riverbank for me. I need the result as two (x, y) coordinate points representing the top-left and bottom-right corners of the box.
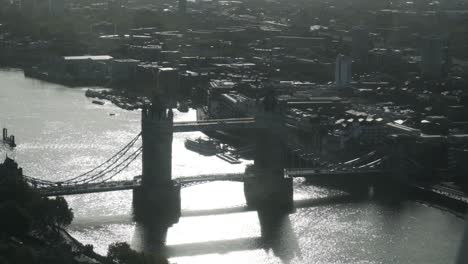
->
(60, 227), (108, 263)
(85, 89), (150, 111)
(24, 66), (111, 88)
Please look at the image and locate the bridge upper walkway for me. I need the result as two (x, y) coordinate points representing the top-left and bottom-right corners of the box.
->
(173, 118), (258, 132)
(172, 116), (328, 133)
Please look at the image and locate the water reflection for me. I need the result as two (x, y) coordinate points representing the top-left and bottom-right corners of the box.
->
(166, 237), (263, 257)
(133, 222), (169, 254)
(257, 211), (300, 264)
(133, 191), (362, 261)
(133, 206), (301, 263)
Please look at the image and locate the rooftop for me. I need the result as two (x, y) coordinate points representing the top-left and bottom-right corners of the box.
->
(210, 80), (236, 89)
(64, 55), (113, 61)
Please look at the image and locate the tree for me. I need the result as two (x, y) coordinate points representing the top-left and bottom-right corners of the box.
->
(107, 242), (134, 263)
(49, 197), (74, 227)
(0, 201), (31, 238)
(107, 242), (168, 264)
(28, 196), (74, 230)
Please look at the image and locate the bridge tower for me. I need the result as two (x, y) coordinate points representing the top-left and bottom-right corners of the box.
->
(244, 91), (293, 212)
(133, 96), (181, 225)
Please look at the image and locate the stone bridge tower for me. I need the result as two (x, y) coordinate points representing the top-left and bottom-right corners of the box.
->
(134, 96), (181, 225)
(244, 91), (293, 212)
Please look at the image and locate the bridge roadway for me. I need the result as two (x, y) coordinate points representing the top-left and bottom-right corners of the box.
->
(35, 169), (384, 196)
(37, 173), (248, 197)
(172, 117), (328, 133)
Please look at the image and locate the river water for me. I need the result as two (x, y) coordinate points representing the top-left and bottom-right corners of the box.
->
(0, 68), (466, 263)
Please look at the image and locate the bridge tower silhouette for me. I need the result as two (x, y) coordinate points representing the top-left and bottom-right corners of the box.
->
(134, 96), (181, 226)
(134, 91), (294, 226)
(244, 91), (293, 211)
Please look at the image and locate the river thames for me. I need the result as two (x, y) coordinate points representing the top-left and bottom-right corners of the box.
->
(0, 68), (466, 263)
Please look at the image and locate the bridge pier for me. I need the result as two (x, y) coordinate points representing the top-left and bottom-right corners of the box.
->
(244, 95), (293, 212)
(244, 175), (293, 212)
(133, 101), (181, 225)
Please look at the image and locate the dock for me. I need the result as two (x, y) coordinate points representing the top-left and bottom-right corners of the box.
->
(216, 153), (242, 164)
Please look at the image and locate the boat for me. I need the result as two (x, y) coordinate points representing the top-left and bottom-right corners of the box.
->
(92, 100), (105, 105)
(184, 138), (220, 156)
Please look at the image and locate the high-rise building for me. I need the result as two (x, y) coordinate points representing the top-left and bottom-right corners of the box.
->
(351, 26), (369, 64)
(335, 54), (352, 87)
(421, 35), (443, 79)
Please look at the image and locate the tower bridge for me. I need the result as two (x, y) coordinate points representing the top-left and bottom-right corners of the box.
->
(24, 93), (388, 228)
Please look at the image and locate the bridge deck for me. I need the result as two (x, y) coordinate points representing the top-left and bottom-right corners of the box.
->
(35, 169), (385, 196)
(38, 180), (137, 197)
(36, 173), (249, 196)
(177, 173), (246, 183)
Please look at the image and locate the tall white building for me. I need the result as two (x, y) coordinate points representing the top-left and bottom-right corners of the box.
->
(335, 54), (352, 87)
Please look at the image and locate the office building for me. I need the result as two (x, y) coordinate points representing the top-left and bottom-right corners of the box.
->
(335, 54), (352, 87)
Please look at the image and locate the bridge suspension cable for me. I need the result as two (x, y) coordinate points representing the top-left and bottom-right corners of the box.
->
(61, 132), (141, 184)
(92, 146), (143, 184)
(74, 146), (142, 185)
(24, 133), (142, 187)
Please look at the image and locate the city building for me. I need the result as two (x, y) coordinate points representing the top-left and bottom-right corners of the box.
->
(55, 55), (113, 84)
(48, 0), (64, 16)
(208, 79), (237, 95)
(179, 70), (202, 97)
(335, 54), (352, 88)
(208, 92), (256, 118)
(272, 36), (327, 50)
(156, 67), (179, 105)
(421, 35), (443, 79)
(111, 59), (140, 83)
(92, 22), (115, 35)
(351, 26), (369, 64)
(178, 0), (186, 14)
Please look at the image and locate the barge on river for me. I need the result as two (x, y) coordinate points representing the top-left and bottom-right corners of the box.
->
(184, 138), (221, 156)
